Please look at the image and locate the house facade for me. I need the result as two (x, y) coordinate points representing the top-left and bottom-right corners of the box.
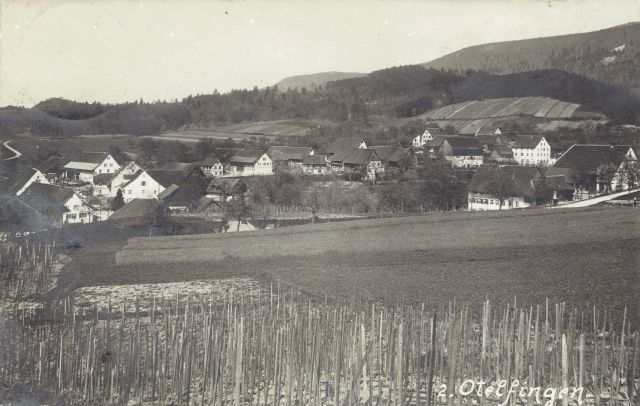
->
(120, 170), (166, 202)
(512, 135), (553, 166)
(467, 166), (544, 211)
(63, 153), (121, 184)
(545, 144), (638, 198)
(439, 137), (484, 168)
(200, 157), (224, 177)
(266, 146), (315, 172)
(412, 128), (438, 148)
(227, 151), (273, 176)
(20, 183), (95, 226)
(302, 155), (330, 175)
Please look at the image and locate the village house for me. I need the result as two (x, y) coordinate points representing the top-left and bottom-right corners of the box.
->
(467, 165), (545, 211)
(266, 146), (315, 172)
(545, 144), (638, 199)
(206, 178), (248, 202)
(487, 145), (516, 165)
(63, 152), (121, 184)
(301, 155), (330, 175)
(200, 156), (224, 177)
(512, 135), (554, 166)
(93, 161), (143, 198)
(157, 177), (210, 212)
(325, 137), (368, 156)
(475, 132), (509, 155)
(0, 164), (50, 196)
(371, 146), (414, 169)
(341, 149), (384, 180)
(35, 155), (68, 183)
(20, 183), (95, 225)
(226, 150), (273, 176)
(428, 136), (484, 168)
(412, 128), (440, 148)
(119, 170), (168, 203)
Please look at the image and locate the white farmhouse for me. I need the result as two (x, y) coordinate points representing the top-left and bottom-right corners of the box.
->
(226, 150), (273, 176)
(120, 170), (166, 202)
(93, 161), (142, 198)
(512, 135), (553, 166)
(412, 128), (439, 148)
(63, 152), (121, 184)
(20, 183), (95, 225)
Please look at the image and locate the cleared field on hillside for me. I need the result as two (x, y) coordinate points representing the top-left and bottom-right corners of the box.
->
(57, 207), (640, 323)
(415, 96), (605, 134)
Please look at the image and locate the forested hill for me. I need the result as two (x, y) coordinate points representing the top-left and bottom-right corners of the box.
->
(423, 22), (640, 96)
(275, 71), (367, 91)
(2, 66), (639, 138)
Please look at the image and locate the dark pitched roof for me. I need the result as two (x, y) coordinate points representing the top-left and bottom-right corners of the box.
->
(552, 144), (634, 175)
(207, 178), (247, 195)
(491, 145), (514, 158)
(93, 173), (116, 186)
(266, 146), (313, 161)
(0, 197), (49, 232)
(36, 155), (67, 174)
(372, 146), (411, 163)
(468, 165), (543, 200)
(109, 199), (161, 220)
(65, 152), (109, 164)
(146, 170), (186, 188)
(444, 136), (483, 156)
(513, 135), (544, 149)
(476, 133), (507, 148)
(325, 137), (366, 155)
(157, 184), (179, 200)
(302, 154), (328, 165)
(20, 183), (76, 218)
(201, 156), (222, 167)
(228, 150), (266, 164)
(0, 164), (39, 194)
(343, 149), (380, 165)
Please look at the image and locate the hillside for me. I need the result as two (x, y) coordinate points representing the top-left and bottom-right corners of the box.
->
(275, 71), (367, 90)
(417, 96), (603, 134)
(329, 67), (640, 124)
(423, 22), (640, 96)
(53, 207), (640, 322)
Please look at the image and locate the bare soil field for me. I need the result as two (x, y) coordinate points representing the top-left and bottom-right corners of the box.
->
(53, 206), (640, 324)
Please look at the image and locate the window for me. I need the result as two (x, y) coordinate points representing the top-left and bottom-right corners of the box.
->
(79, 213), (87, 218)
(141, 181), (146, 186)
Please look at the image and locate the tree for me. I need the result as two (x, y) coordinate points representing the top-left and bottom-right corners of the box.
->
(223, 183), (252, 232)
(596, 163), (618, 193)
(303, 185), (325, 224)
(486, 170), (516, 210)
(111, 189), (125, 211)
(618, 158), (640, 190)
(418, 160), (466, 211)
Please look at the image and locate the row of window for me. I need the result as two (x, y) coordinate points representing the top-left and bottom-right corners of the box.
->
(469, 198), (520, 207)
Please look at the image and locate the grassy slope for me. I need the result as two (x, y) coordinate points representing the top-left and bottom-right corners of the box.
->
(57, 207), (639, 323)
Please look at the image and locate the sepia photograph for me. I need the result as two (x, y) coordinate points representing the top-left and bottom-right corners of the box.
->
(0, 0), (639, 404)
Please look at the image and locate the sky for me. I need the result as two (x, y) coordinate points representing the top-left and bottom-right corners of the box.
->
(1, 0), (639, 107)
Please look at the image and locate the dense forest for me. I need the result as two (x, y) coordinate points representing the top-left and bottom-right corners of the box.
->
(1, 66), (639, 138)
(424, 22), (640, 96)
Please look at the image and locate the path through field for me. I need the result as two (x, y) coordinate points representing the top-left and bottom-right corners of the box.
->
(1, 140), (21, 160)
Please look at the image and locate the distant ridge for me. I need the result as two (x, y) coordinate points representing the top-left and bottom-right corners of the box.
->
(275, 71), (367, 90)
(422, 22), (640, 96)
